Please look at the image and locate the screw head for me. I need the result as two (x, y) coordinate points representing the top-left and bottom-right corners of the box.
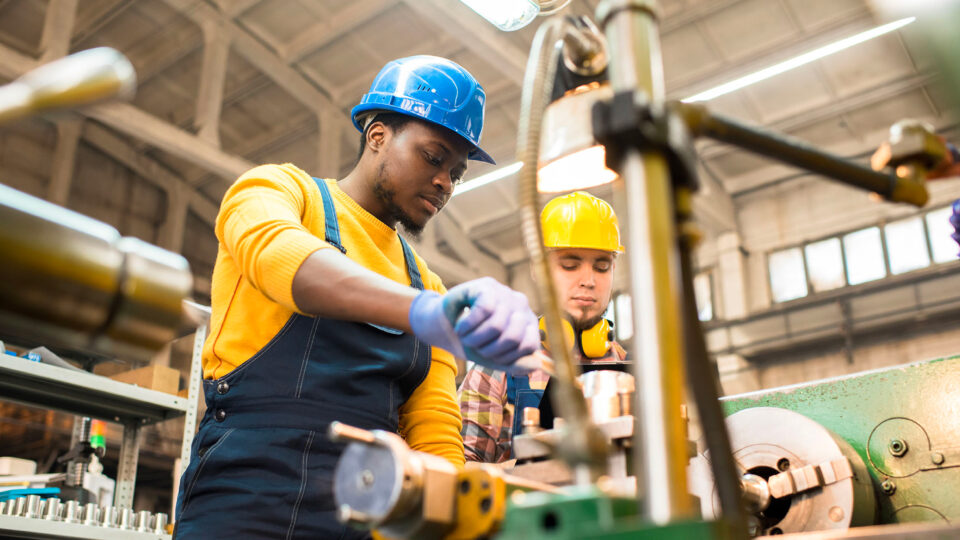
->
(931, 452), (945, 465)
(888, 439), (908, 457)
(881, 480), (896, 495)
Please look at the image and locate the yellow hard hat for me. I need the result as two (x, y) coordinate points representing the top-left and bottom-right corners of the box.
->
(541, 191), (624, 252)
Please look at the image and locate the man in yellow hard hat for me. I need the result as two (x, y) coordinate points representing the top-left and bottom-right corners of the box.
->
(458, 191), (628, 462)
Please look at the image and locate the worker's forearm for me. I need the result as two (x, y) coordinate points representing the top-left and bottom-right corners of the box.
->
(291, 248), (418, 331)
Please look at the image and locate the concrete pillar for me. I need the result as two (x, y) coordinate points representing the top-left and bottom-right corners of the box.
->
(716, 232), (749, 320)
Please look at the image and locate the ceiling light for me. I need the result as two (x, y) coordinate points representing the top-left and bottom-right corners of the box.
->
(682, 17), (916, 103)
(459, 0), (540, 32)
(453, 161), (523, 196)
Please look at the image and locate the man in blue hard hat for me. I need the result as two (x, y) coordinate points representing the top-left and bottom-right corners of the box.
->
(173, 56), (540, 539)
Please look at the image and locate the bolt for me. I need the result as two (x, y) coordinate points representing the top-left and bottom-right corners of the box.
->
(881, 480), (896, 495)
(360, 470), (375, 487)
(888, 439), (908, 457)
(931, 452), (945, 465)
(776, 458), (790, 471)
(829, 506), (845, 522)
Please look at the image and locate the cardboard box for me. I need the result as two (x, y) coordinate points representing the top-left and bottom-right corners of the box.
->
(110, 365), (180, 395)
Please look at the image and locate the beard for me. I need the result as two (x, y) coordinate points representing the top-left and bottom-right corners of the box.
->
(372, 163), (424, 238)
(572, 313), (605, 332)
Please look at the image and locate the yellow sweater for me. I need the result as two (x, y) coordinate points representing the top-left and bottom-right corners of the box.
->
(203, 163), (464, 466)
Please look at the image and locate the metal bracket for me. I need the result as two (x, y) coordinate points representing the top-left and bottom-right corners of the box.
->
(591, 89), (700, 191)
(921, 446), (960, 471)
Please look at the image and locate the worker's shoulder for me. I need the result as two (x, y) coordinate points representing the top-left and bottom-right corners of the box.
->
(236, 163), (314, 185)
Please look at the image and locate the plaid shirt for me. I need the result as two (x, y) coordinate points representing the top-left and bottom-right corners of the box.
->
(458, 341), (628, 463)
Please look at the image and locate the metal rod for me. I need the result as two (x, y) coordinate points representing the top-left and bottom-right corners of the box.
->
(328, 421), (377, 445)
(598, 0), (695, 524)
(678, 103), (928, 207)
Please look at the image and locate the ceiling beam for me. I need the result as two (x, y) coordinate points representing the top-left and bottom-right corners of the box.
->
(39, 0), (77, 62)
(211, 0), (261, 18)
(400, 0), (526, 85)
(46, 119), (83, 206)
(194, 20), (231, 146)
(160, 0), (351, 132)
(282, 0), (396, 63)
(0, 43), (254, 181)
(82, 122), (219, 227)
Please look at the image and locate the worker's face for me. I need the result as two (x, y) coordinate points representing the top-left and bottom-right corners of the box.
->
(548, 248), (616, 329)
(370, 119), (470, 235)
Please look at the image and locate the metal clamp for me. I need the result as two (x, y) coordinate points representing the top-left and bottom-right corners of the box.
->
(767, 457), (854, 500)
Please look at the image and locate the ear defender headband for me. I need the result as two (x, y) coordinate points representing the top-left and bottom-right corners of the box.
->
(539, 317), (614, 359)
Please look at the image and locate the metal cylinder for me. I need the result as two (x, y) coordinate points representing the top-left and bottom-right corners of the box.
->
(118, 507), (136, 530)
(135, 510), (153, 532)
(153, 512), (169, 534)
(82, 503), (99, 526)
(596, 0), (695, 524)
(24, 495), (41, 519)
(0, 184), (192, 361)
(62, 500), (81, 523)
(42, 498), (62, 521)
(100, 506), (119, 527)
(13, 497), (26, 517)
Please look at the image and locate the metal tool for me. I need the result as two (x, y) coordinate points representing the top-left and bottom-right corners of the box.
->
(330, 421), (559, 539)
(0, 47), (135, 125)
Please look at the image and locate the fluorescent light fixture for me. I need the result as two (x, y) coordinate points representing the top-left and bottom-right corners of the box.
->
(459, 0), (540, 32)
(538, 145), (618, 192)
(683, 17), (916, 102)
(453, 161), (523, 196)
(455, 17), (917, 192)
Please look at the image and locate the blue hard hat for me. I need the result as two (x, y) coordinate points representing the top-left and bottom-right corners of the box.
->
(351, 55), (496, 164)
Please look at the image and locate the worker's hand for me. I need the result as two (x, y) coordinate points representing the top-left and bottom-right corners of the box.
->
(409, 277), (540, 374)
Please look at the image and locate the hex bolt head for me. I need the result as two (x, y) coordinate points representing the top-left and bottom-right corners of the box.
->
(881, 480), (896, 495)
(888, 439), (908, 457)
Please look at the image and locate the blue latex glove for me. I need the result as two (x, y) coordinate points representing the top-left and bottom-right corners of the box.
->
(409, 277), (540, 373)
(951, 199), (960, 254)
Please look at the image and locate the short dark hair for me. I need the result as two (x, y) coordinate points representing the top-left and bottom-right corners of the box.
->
(355, 113), (415, 162)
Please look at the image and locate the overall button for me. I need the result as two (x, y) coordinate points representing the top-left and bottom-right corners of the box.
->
(197, 446), (208, 457)
(215, 409), (226, 422)
(216, 381), (230, 395)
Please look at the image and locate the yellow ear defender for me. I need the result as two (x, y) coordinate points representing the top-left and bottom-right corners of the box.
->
(539, 317), (614, 359)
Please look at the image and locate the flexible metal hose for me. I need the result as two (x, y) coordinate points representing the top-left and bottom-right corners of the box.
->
(516, 17), (606, 474)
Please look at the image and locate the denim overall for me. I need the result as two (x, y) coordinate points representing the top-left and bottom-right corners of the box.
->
(174, 178), (431, 539)
(505, 375), (543, 444)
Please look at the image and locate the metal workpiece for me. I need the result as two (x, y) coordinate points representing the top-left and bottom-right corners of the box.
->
(135, 510), (153, 532)
(331, 423), (559, 539)
(23, 495), (41, 519)
(689, 407), (876, 536)
(42, 498), (62, 521)
(152, 512), (168, 534)
(0, 183), (192, 363)
(100, 506), (120, 528)
(0, 513), (174, 539)
(118, 507), (136, 530)
(675, 103), (929, 207)
(332, 423), (458, 539)
(81, 503), (100, 526)
(63, 500), (81, 524)
(580, 370), (635, 423)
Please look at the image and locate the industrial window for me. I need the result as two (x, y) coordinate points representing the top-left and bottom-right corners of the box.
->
(804, 238), (845, 292)
(693, 271), (714, 321)
(926, 206), (957, 264)
(884, 216), (930, 275)
(768, 248), (808, 302)
(766, 206), (957, 304)
(842, 227), (886, 285)
(614, 293), (633, 341)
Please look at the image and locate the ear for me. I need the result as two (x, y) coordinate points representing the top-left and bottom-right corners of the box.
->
(365, 122), (389, 154)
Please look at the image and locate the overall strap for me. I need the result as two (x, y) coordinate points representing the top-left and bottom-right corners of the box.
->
(398, 236), (424, 291)
(311, 177), (347, 254)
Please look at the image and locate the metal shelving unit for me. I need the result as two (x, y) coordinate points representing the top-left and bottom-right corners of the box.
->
(0, 309), (208, 540)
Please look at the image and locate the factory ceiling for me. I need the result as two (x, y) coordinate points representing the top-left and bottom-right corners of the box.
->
(0, 0), (953, 297)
